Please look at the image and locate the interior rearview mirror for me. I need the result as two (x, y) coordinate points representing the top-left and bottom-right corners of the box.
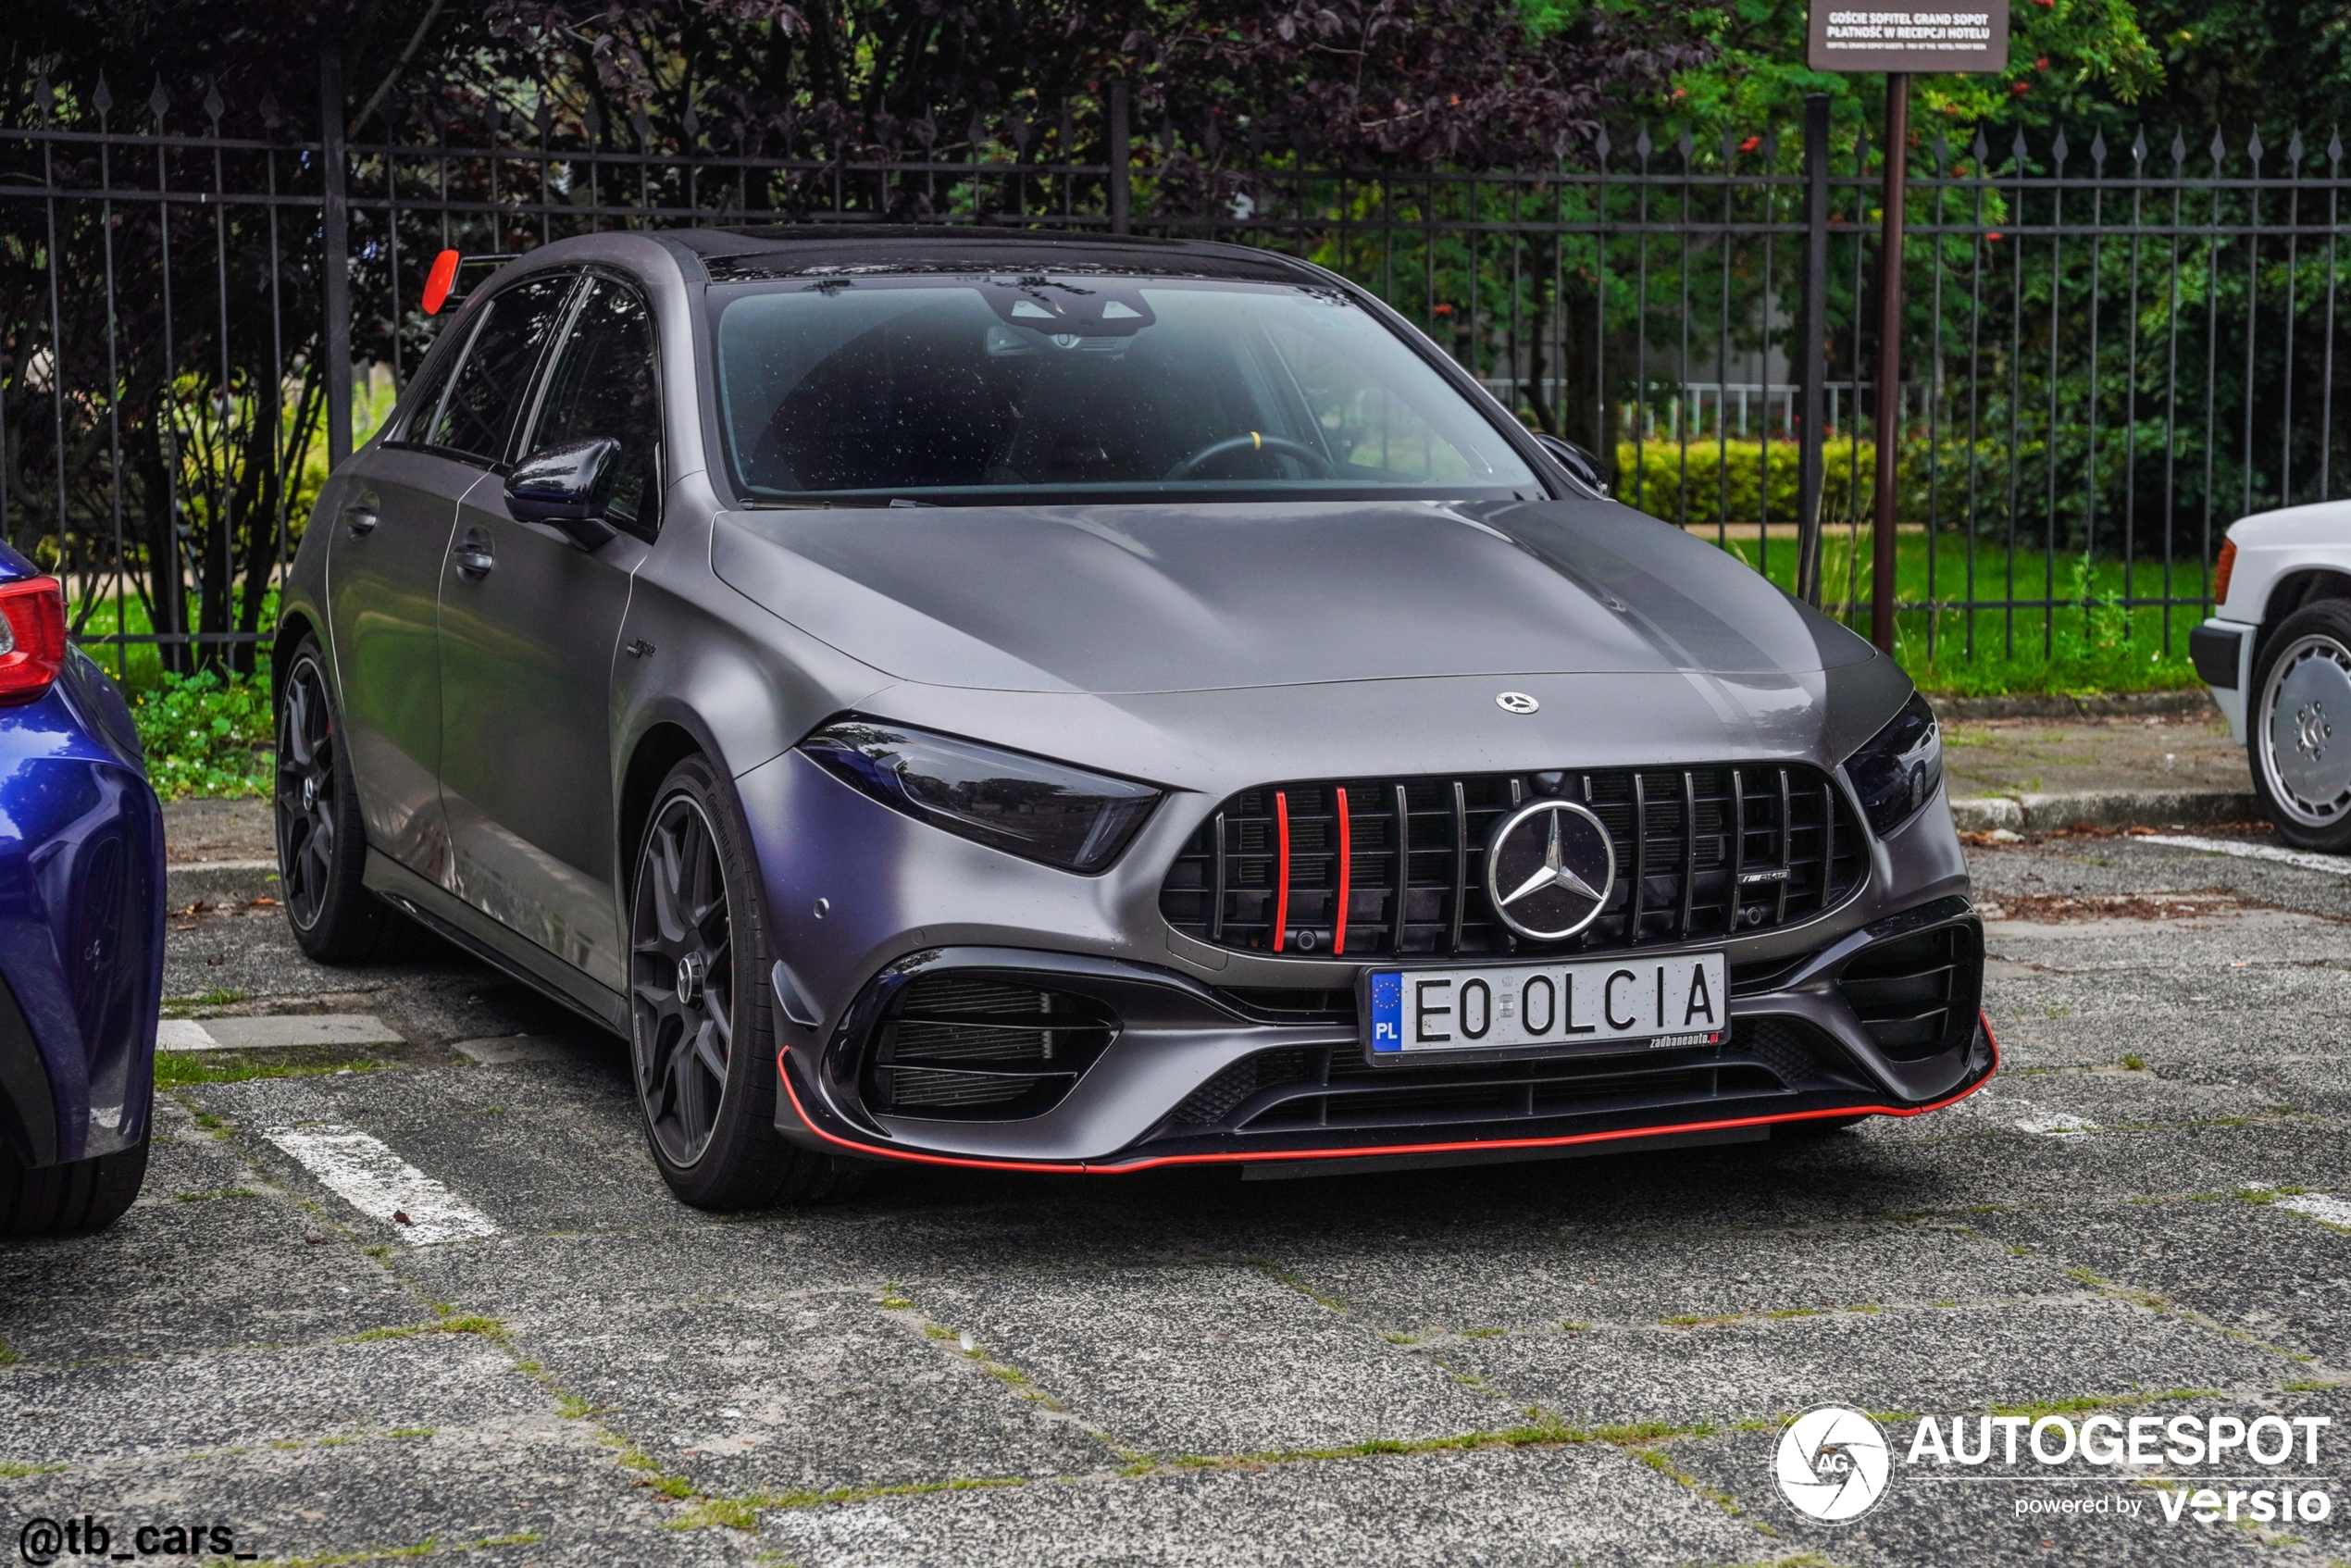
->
(1532, 433), (1611, 499)
(506, 437), (621, 549)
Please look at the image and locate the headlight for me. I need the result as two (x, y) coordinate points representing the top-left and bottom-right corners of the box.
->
(801, 719), (1161, 873)
(1844, 691), (1942, 837)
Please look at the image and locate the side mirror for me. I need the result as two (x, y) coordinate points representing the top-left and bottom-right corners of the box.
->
(506, 437), (620, 549)
(1533, 433), (1611, 499)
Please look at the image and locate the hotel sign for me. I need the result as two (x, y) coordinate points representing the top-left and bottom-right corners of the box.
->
(1808, 2), (2009, 72)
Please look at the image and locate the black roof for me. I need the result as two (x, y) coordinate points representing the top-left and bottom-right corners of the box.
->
(663, 225), (1316, 284)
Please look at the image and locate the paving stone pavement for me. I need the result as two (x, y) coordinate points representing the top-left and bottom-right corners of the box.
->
(8, 809), (2351, 1564)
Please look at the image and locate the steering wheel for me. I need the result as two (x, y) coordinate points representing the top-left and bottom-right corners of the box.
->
(1164, 431), (1336, 480)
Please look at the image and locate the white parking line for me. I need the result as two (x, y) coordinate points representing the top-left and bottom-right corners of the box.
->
(2276, 1193), (2351, 1228)
(264, 1125), (498, 1244)
(2141, 835), (2351, 877)
(155, 1014), (405, 1052)
(2015, 1112), (2098, 1138)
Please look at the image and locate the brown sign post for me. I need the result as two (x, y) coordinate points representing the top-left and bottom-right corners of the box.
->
(1807, 3), (2007, 652)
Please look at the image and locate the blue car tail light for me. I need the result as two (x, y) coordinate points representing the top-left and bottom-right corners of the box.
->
(0, 578), (68, 705)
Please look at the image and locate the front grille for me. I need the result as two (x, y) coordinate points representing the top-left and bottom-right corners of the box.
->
(864, 975), (1119, 1120)
(1836, 923), (1984, 1063)
(1160, 765), (1866, 960)
(1160, 1014), (1850, 1137)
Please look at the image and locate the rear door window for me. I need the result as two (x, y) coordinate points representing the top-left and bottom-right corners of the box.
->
(428, 273), (577, 463)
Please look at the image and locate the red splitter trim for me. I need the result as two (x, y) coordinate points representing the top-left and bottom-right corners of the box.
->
(1271, 790), (1291, 952)
(776, 1013), (1999, 1176)
(1333, 788), (1352, 956)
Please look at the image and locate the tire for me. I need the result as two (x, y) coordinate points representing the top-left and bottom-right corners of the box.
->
(0, 1134), (150, 1237)
(2248, 601), (2351, 852)
(275, 637), (425, 963)
(628, 753), (868, 1210)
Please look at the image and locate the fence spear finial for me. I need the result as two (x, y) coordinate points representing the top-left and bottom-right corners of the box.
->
(148, 76), (169, 123)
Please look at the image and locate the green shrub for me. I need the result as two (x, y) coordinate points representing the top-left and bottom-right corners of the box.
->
(133, 669), (272, 800)
(1611, 437), (2009, 529)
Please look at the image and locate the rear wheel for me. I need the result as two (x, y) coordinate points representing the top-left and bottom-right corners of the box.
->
(2249, 601), (2351, 852)
(628, 754), (867, 1210)
(0, 1134), (149, 1237)
(275, 638), (423, 963)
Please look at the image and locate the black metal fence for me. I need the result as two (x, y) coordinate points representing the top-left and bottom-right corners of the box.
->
(5, 58), (2345, 683)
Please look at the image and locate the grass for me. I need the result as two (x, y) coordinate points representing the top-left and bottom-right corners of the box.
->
(153, 1050), (382, 1087)
(1705, 527), (2208, 697)
(131, 666), (273, 799)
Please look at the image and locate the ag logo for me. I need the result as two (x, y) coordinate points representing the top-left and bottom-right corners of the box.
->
(1773, 1405), (1890, 1522)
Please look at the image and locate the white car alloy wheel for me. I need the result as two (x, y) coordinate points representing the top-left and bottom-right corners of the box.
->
(2258, 631), (2351, 828)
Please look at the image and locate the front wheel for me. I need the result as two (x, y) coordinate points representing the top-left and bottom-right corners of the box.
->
(628, 754), (867, 1210)
(2249, 601), (2351, 852)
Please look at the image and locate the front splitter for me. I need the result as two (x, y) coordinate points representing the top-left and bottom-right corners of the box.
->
(773, 1013), (2000, 1176)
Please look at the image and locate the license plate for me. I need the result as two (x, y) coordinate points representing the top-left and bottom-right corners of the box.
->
(1364, 952), (1728, 1059)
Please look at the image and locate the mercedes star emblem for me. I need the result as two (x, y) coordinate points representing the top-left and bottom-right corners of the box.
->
(1483, 798), (1616, 940)
(1496, 691), (1540, 715)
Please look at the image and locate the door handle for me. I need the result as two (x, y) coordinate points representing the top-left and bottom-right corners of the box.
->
(342, 503), (379, 537)
(454, 531), (494, 579)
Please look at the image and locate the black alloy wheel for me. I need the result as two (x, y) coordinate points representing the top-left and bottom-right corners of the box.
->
(276, 655), (339, 933)
(631, 791), (736, 1168)
(626, 755), (870, 1209)
(272, 638), (419, 964)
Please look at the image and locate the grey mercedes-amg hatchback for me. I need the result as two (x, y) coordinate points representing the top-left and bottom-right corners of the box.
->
(276, 227), (1990, 1207)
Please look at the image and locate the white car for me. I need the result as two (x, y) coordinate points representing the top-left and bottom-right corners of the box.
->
(2196, 504), (2351, 850)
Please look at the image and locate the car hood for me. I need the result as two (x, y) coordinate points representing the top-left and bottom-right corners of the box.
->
(712, 497), (1875, 696)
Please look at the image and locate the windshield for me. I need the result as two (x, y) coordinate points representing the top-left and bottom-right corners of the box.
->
(710, 276), (1540, 503)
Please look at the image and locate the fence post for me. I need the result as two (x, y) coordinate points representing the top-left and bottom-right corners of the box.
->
(1869, 74), (1910, 653)
(1107, 81), (1130, 234)
(1796, 94), (1831, 607)
(321, 42), (352, 469)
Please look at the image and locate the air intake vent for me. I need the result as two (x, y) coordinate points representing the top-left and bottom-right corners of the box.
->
(864, 975), (1118, 1120)
(1160, 765), (1865, 960)
(1837, 923), (1984, 1062)
(1153, 1015), (1845, 1139)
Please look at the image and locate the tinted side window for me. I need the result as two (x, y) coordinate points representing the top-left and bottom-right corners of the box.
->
(429, 274), (576, 462)
(393, 339), (463, 444)
(528, 279), (663, 536)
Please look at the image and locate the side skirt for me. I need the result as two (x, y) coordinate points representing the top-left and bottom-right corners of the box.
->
(363, 849), (628, 1037)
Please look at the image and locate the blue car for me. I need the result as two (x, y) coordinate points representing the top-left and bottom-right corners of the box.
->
(0, 545), (165, 1237)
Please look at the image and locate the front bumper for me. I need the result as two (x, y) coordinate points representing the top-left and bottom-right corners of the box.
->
(753, 740), (1988, 1174)
(2193, 617), (2258, 744)
(772, 899), (1994, 1174)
